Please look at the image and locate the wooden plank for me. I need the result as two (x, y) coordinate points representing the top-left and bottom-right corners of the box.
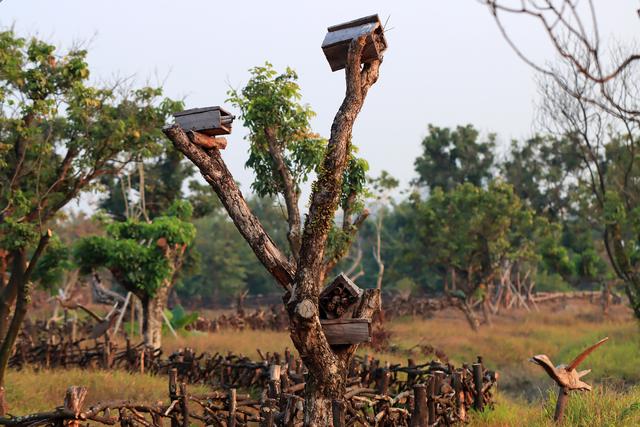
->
(188, 132), (228, 150)
(321, 319), (370, 345)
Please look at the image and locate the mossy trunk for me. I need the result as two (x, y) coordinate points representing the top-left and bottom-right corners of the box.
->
(141, 283), (170, 349)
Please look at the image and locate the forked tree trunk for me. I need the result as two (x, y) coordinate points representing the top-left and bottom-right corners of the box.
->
(141, 282), (171, 349)
(164, 33), (383, 426)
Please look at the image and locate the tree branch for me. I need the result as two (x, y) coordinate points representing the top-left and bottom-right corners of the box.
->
(163, 126), (294, 292)
(264, 127), (302, 260)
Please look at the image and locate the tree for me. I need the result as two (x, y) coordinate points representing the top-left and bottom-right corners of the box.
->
(165, 35), (383, 425)
(0, 30), (179, 409)
(501, 135), (582, 219)
(99, 144), (194, 221)
(480, 0), (640, 317)
(368, 170), (399, 289)
(412, 181), (538, 329)
(414, 124), (495, 192)
(227, 63), (369, 279)
(74, 201), (195, 348)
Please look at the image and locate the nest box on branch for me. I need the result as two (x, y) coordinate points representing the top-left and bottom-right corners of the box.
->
(321, 14), (388, 72)
(319, 273), (371, 346)
(173, 106), (235, 150)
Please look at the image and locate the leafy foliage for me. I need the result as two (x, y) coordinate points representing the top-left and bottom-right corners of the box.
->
(414, 124), (495, 191)
(228, 62), (325, 198)
(0, 30), (182, 252)
(73, 202), (195, 298)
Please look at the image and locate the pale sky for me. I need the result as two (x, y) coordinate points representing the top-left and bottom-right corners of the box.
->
(2, 1), (639, 204)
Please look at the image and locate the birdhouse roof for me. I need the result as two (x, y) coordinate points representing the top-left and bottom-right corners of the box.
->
(322, 15), (383, 49)
(321, 273), (363, 299)
(173, 106), (233, 118)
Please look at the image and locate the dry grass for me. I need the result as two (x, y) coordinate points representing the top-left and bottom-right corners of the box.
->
(5, 368), (209, 414)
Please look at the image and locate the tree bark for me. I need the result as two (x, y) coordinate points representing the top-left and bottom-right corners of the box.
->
(141, 282), (171, 349)
(264, 127), (302, 260)
(163, 126), (294, 291)
(0, 231), (51, 415)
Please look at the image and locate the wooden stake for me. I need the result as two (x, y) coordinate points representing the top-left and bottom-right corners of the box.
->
(63, 386), (87, 427)
(472, 363), (484, 411)
(554, 387), (569, 423)
(332, 399), (346, 427)
(410, 384), (427, 427)
(228, 388), (237, 427)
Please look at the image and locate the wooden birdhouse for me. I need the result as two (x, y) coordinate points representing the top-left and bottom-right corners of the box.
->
(321, 14), (388, 72)
(173, 106), (234, 136)
(319, 273), (371, 346)
(319, 273), (362, 319)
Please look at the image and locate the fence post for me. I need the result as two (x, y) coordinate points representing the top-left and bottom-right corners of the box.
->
(260, 398), (276, 427)
(452, 371), (466, 422)
(268, 364), (281, 400)
(168, 368), (179, 427)
(472, 363), (484, 411)
(427, 375), (436, 425)
(228, 388), (237, 427)
(332, 399), (346, 427)
(410, 384), (427, 427)
(407, 358), (417, 386)
(63, 386), (87, 427)
(554, 387), (569, 423)
(179, 383), (189, 427)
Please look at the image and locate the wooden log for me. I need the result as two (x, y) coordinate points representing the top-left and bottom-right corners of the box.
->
(472, 363), (484, 411)
(410, 384), (427, 427)
(188, 131), (228, 150)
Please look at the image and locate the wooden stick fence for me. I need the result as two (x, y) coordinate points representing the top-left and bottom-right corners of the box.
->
(5, 343), (497, 426)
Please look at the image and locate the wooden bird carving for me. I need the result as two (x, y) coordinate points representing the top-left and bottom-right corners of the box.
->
(529, 337), (608, 391)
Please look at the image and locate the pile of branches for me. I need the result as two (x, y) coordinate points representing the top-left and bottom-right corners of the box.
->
(187, 304), (289, 332)
(1, 350), (497, 426)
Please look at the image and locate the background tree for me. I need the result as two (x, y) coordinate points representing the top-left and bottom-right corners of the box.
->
(413, 124), (495, 192)
(368, 170), (399, 289)
(74, 201), (195, 348)
(165, 35), (383, 425)
(0, 30), (180, 408)
(412, 181), (539, 329)
(480, 0), (640, 316)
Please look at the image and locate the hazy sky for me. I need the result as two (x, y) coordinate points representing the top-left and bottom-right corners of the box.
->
(2, 1), (639, 204)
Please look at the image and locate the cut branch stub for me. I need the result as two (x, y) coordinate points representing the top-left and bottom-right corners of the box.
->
(187, 131), (228, 150)
(296, 299), (316, 320)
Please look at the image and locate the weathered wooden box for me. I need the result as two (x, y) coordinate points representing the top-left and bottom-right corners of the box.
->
(173, 106), (234, 136)
(321, 318), (371, 345)
(321, 14), (388, 72)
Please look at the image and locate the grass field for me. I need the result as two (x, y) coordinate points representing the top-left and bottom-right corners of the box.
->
(5, 300), (639, 426)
